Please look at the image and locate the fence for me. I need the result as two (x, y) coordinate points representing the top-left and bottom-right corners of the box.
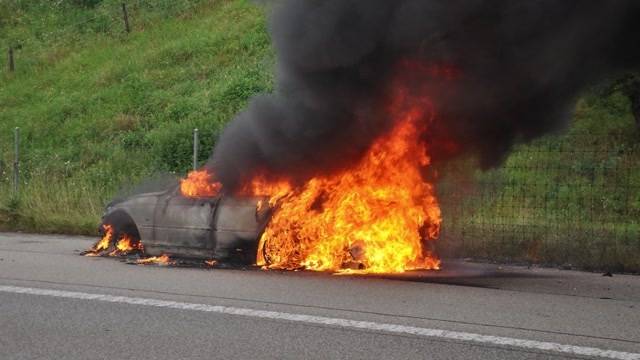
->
(2, 0), (210, 74)
(5, 123), (638, 270)
(4, 126), (203, 197)
(438, 130), (640, 271)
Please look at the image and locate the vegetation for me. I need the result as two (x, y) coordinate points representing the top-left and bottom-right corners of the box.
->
(0, 0), (273, 233)
(0, 0), (638, 270)
(438, 92), (640, 272)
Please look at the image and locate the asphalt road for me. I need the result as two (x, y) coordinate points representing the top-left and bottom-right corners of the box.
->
(0, 232), (639, 360)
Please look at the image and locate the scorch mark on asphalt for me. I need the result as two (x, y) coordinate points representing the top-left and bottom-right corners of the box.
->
(1, 285), (638, 360)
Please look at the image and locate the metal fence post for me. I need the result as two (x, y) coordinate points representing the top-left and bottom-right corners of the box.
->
(193, 128), (199, 170)
(13, 127), (19, 196)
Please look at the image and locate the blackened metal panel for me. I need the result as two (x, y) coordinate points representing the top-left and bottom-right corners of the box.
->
(215, 197), (262, 232)
(107, 189), (269, 262)
(143, 188), (218, 258)
(111, 191), (163, 244)
(212, 196), (268, 262)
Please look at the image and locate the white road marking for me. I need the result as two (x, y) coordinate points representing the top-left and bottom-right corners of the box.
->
(0, 285), (637, 359)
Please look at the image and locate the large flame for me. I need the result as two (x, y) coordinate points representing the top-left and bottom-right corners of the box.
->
(254, 97), (441, 273)
(178, 87), (443, 274)
(180, 169), (222, 197)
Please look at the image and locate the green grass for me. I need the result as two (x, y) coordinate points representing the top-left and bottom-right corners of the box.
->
(438, 92), (640, 272)
(0, 0), (638, 271)
(0, 0), (273, 233)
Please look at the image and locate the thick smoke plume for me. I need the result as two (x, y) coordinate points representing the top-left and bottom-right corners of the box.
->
(208, 0), (640, 191)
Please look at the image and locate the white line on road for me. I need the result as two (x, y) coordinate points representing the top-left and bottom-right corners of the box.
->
(1, 285), (638, 360)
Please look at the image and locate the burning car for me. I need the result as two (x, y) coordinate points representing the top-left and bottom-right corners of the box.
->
(92, 184), (271, 264)
(87, 88), (443, 273)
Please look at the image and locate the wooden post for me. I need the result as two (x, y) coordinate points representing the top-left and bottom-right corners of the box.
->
(8, 47), (15, 72)
(121, 3), (131, 33)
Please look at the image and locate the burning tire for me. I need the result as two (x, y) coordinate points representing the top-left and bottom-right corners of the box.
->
(100, 209), (142, 248)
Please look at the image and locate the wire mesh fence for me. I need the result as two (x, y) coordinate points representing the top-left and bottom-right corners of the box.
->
(1, 0), (213, 74)
(437, 130), (640, 271)
(2, 127), (639, 271)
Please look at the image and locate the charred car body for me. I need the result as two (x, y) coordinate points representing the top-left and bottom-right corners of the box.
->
(102, 186), (271, 264)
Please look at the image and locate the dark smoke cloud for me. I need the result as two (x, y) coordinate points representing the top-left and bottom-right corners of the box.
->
(208, 0), (640, 191)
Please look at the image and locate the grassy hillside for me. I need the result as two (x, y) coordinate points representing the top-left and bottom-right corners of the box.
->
(0, 0), (638, 271)
(438, 92), (640, 272)
(0, 0), (273, 233)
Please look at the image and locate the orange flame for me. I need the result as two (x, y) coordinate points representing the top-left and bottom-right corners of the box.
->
(180, 169), (222, 197)
(136, 254), (173, 265)
(85, 224), (144, 257)
(91, 224), (113, 252)
(85, 224), (114, 256)
(254, 92), (441, 273)
(174, 86), (443, 274)
(241, 176), (292, 207)
(109, 234), (144, 256)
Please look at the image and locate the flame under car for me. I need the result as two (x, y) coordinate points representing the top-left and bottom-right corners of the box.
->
(102, 186), (270, 263)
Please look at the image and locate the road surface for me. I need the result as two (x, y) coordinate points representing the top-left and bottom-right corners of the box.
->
(0, 232), (638, 359)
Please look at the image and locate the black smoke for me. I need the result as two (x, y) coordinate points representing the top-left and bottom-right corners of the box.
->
(207, 0), (640, 191)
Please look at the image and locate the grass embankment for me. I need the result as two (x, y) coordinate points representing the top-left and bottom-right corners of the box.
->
(0, 0), (273, 233)
(0, 0), (638, 271)
(439, 93), (640, 272)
